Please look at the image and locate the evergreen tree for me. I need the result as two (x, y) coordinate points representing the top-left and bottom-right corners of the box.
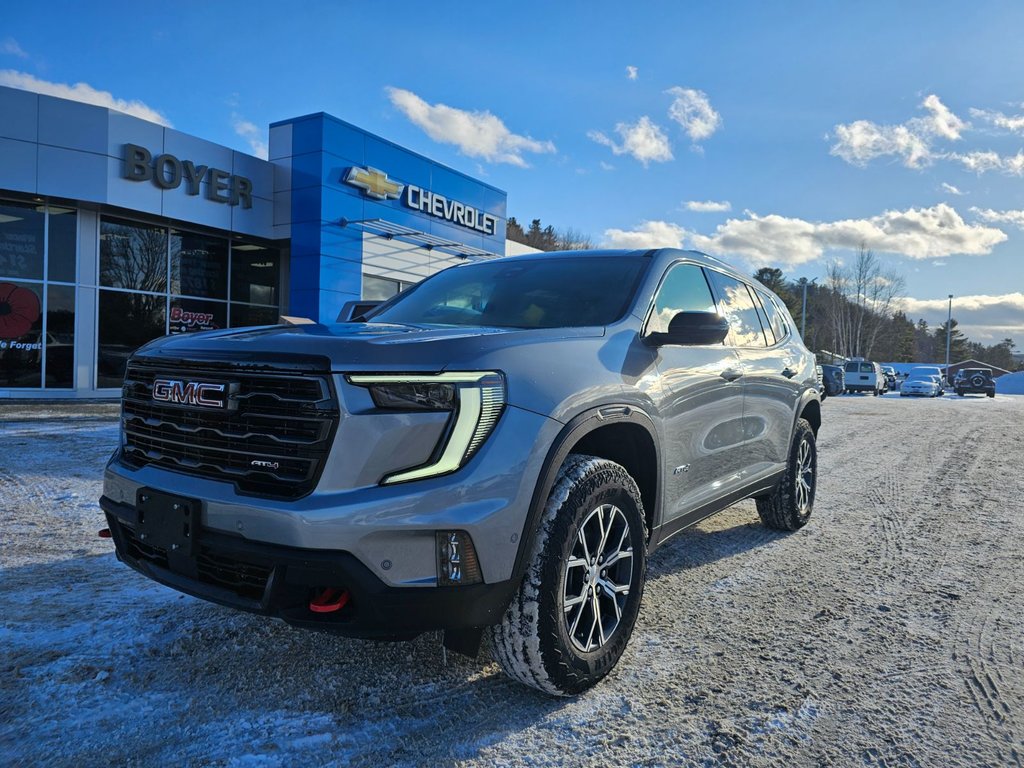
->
(506, 216), (526, 244)
(933, 319), (969, 363)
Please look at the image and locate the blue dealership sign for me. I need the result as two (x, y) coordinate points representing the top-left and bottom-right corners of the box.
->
(270, 112), (507, 323)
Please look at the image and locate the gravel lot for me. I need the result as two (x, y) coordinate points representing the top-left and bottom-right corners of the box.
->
(1, 395), (1022, 767)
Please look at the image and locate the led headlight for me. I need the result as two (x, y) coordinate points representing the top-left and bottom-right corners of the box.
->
(348, 371), (505, 484)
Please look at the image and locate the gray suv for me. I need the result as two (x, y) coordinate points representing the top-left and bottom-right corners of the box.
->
(100, 248), (821, 695)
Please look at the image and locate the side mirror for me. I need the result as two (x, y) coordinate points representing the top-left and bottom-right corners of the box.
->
(646, 311), (730, 346)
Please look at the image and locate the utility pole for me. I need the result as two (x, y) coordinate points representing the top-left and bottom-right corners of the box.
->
(799, 277), (816, 340)
(945, 294), (953, 381)
(800, 278), (808, 339)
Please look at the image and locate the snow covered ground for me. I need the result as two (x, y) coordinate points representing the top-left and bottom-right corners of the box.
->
(1, 397), (1022, 766)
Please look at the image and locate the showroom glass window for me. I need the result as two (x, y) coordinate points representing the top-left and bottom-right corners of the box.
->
(0, 199), (77, 389)
(97, 216), (281, 388)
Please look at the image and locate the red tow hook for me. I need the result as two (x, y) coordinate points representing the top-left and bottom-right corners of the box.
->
(98, 528), (112, 539)
(309, 588), (350, 614)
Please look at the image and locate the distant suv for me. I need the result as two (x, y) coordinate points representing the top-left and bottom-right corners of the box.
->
(820, 364), (845, 397)
(881, 366), (897, 392)
(954, 368), (996, 398)
(99, 249), (821, 695)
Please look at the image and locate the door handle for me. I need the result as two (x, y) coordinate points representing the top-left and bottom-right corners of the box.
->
(720, 368), (743, 382)
(782, 368), (798, 379)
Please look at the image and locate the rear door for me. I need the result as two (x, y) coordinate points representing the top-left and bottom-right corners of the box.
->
(705, 271), (799, 481)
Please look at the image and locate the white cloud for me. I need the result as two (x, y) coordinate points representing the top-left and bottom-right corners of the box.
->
(588, 116), (673, 167)
(950, 149), (1024, 176)
(690, 203), (1006, 266)
(830, 94), (964, 169)
(684, 200), (731, 213)
(666, 87), (721, 143)
(920, 94), (966, 140)
(232, 115), (268, 159)
(971, 207), (1024, 229)
(830, 120), (931, 167)
(626, 65), (638, 81)
(386, 86), (555, 167)
(599, 160), (615, 171)
(1, 38), (28, 59)
(969, 107), (1024, 134)
(0, 70), (172, 126)
(941, 182), (965, 196)
(901, 292), (1024, 344)
(602, 220), (686, 249)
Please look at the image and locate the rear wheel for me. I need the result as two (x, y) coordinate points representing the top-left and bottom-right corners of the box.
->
(756, 419), (817, 531)
(490, 455), (648, 696)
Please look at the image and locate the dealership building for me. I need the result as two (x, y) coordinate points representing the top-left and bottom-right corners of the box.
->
(0, 84), (515, 398)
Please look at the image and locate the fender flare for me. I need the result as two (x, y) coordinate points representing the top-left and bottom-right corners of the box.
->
(793, 387), (822, 437)
(509, 404), (662, 584)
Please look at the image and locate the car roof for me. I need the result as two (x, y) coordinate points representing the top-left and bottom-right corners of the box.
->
(484, 247), (731, 268)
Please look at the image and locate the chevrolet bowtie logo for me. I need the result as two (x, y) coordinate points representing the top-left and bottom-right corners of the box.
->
(344, 166), (404, 200)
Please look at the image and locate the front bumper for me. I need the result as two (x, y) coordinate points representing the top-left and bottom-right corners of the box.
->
(900, 387), (935, 396)
(103, 403), (561, 588)
(101, 495), (516, 638)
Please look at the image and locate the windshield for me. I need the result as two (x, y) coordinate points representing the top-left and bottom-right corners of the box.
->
(366, 256), (650, 329)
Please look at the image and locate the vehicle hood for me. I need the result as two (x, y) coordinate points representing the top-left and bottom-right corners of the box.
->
(132, 321), (607, 372)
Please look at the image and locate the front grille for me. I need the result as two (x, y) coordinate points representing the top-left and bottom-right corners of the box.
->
(120, 359), (339, 499)
(119, 523), (272, 601)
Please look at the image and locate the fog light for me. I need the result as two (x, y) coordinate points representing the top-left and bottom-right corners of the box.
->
(436, 530), (482, 586)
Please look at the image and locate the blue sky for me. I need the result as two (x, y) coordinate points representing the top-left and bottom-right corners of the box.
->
(3, 0), (1024, 346)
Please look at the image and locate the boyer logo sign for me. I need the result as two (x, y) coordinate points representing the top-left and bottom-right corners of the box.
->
(170, 306), (218, 334)
(122, 144), (254, 209)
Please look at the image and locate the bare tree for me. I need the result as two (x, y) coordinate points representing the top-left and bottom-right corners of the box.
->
(556, 227), (594, 251)
(824, 245), (905, 359)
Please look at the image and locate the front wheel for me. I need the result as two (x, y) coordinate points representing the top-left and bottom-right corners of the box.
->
(756, 418), (817, 531)
(490, 455), (648, 696)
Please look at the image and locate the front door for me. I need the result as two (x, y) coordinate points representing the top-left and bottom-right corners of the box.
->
(645, 262), (748, 525)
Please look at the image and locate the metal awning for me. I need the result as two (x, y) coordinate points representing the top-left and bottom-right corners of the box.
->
(338, 218), (500, 259)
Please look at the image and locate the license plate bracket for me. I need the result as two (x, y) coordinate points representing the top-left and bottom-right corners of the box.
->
(136, 489), (199, 557)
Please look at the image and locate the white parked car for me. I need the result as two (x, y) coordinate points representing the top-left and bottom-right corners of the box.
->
(900, 373), (941, 397)
(907, 366), (946, 395)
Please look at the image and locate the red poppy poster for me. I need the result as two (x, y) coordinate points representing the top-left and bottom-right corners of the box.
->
(0, 282), (41, 340)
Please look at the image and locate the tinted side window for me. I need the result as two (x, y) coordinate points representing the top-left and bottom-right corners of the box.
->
(707, 271), (767, 347)
(758, 290), (789, 342)
(647, 263), (717, 334)
(749, 287), (776, 345)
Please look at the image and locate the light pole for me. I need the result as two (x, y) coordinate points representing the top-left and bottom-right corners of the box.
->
(944, 294), (953, 379)
(799, 278), (815, 339)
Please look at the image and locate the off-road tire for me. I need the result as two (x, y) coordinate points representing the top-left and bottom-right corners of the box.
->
(756, 418), (817, 531)
(489, 455), (647, 696)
